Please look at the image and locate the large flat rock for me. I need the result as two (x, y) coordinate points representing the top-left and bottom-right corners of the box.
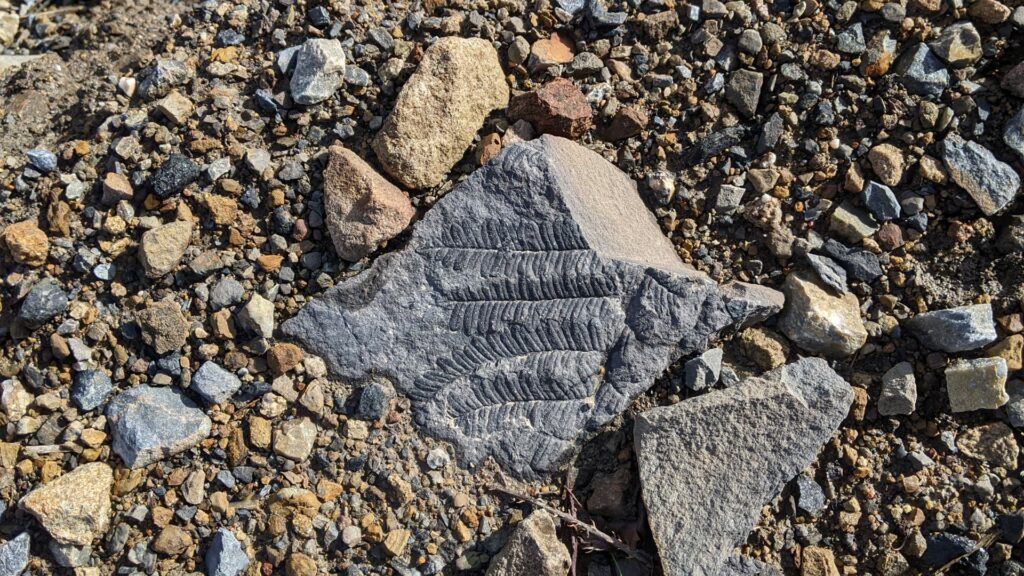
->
(283, 136), (782, 478)
(634, 358), (853, 576)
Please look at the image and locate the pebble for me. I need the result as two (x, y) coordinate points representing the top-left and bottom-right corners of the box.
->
(485, 511), (570, 575)
(322, 146), (415, 261)
(138, 59), (191, 100)
(19, 462), (112, 546)
(893, 43), (949, 96)
(878, 361), (917, 416)
(921, 533), (977, 567)
(273, 417), (317, 462)
(968, 0), (1011, 23)
(372, 37), (508, 189)
(138, 221), (192, 278)
(725, 69), (763, 118)
(1004, 107), (1024, 162)
(779, 271), (867, 358)
(106, 385), (212, 468)
(945, 357), (1009, 412)
(1003, 62), (1024, 98)
(737, 327), (790, 370)
(941, 134), (1021, 215)
(508, 78), (593, 138)
(289, 39), (347, 105)
(862, 181), (900, 222)
(238, 294), (274, 338)
(210, 277), (244, 310)
(957, 422), (1018, 469)
(904, 303), (997, 352)
(358, 380), (392, 421)
(867, 144), (904, 186)
(0, 12), (17, 47)
(604, 106), (648, 141)
(150, 154), (199, 199)
(528, 31), (574, 72)
(152, 525), (192, 556)
(72, 370), (112, 411)
(806, 254), (847, 293)
(26, 148), (57, 173)
(795, 475), (826, 515)
(829, 201), (879, 243)
(2, 220), (49, 266)
(929, 22), (982, 67)
(0, 533), (30, 576)
(18, 278), (68, 327)
(205, 529), (249, 576)
(820, 239), (882, 282)
(154, 90), (194, 125)
(191, 361), (242, 405)
(267, 343), (303, 375)
(102, 172), (134, 205)
(138, 300), (189, 354)
(801, 546), (840, 576)
(684, 348), (723, 391)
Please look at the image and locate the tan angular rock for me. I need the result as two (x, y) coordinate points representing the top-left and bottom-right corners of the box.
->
(987, 334), (1023, 371)
(137, 300), (189, 354)
(2, 220), (49, 266)
(372, 37), (509, 189)
(152, 525), (192, 556)
(528, 31), (574, 72)
(945, 357), (1008, 412)
(19, 462), (113, 546)
(802, 546), (841, 576)
(323, 146), (415, 261)
(968, 0), (1010, 23)
(957, 422), (1018, 469)
(485, 510), (570, 576)
(153, 90), (194, 125)
(868, 143), (904, 186)
(779, 271), (867, 358)
(138, 221), (192, 278)
(273, 417), (317, 462)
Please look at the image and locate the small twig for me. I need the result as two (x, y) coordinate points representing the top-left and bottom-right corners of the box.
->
(488, 483), (653, 566)
(21, 6), (84, 20)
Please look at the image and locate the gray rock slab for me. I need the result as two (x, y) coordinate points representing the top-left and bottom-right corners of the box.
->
(634, 357), (853, 576)
(0, 532), (30, 576)
(106, 385), (212, 468)
(904, 303), (997, 352)
(191, 361), (242, 405)
(806, 253), (847, 294)
(282, 135), (783, 478)
(941, 133), (1021, 215)
(893, 43), (949, 97)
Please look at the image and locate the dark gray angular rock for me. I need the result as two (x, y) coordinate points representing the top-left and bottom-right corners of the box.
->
(72, 370), (112, 411)
(795, 474), (826, 515)
(726, 69), (763, 118)
(820, 239), (883, 282)
(1005, 107), (1024, 162)
(106, 385), (212, 468)
(18, 278), (68, 326)
(893, 43), (949, 97)
(138, 59), (192, 100)
(282, 135), (783, 478)
(205, 528), (249, 576)
(863, 181), (900, 221)
(635, 357), (852, 576)
(26, 149), (57, 173)
(191, 361), (242, 405)
(921, 533), (977, 567)
(683, 348), (723, 391)
(806, 253), (847, 294)
(0, 532), (30, 576)
(151, 154), (200, 199)
(941, 133), (1021, 215)
(904, 303), (997, 352)
(209, 277), (244, 310)
(836, 23), (866, 54)
(357, 380), (393, 421)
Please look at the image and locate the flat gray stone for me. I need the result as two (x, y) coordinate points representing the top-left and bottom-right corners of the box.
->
(941, 134), (1021, 216)
(893, 43), (949, 97)
(879, 361), (917, 416)
(904, 303), (997, 352)
(0, 532), (30, 576)
(634, 358), (852, 576)
(205, 528), (249, 576)
(684, 348), (723, 391)
(106, 385), (212, 468)
(806, 253), (847, 294)
(725, 69), (763, 118)
(191, 361), (242, 405)
(289, 39), (346, 105)
(282, 135), (783, 478)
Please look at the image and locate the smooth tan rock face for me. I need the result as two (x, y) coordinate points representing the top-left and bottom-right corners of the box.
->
(945, 357), (1009, 412)
(138, 220), (192, 278)
(19, 462), (113, 546)
(372, 37), (509, 189)
(956, 422), (1019, 469)
(323, 146), (415, 261)
(778, 270), (867, 358)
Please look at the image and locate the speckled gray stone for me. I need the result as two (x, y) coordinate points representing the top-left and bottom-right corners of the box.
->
(205, 529), (249, 576)
(0, 532), (30, 576)
(635, 358), (853, 576)
(106, 386), (212, 468)
(191, 361), (242, 405)
(283, 136), (783, 478)
(941, 134), (1021, 216)
(904, 303), (997, 352)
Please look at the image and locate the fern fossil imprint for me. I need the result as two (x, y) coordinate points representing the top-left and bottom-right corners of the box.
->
(283, 135), (783, 477)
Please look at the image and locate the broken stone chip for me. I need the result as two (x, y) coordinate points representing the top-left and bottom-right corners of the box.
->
(283, 135), (783, 478)
(634, 357), (853, 576)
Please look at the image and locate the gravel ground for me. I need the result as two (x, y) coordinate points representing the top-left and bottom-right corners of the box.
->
(0, 0), (1022, 575)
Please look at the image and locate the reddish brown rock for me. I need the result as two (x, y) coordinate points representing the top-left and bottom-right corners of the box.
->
(968, 0), (1010, 23)
(604, 106), (648, 141)
(267, 343), (304, 375)
(877, 223), (904, 251)
(2, 220), (48, 266)
(508, 78), (593, 139)
(102, 172), (134, 205)
(324, 146), (416, 261)
(528, 31), (574, 72)
(475, 133), (503, 166)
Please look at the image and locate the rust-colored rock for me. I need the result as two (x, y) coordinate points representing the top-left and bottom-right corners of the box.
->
(268, 343), (304, 375)
(508, 78), (593, 139)
(323, 146), (415, 261)
(2, 220), (49, 266)
(604, 106), (648, 141)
